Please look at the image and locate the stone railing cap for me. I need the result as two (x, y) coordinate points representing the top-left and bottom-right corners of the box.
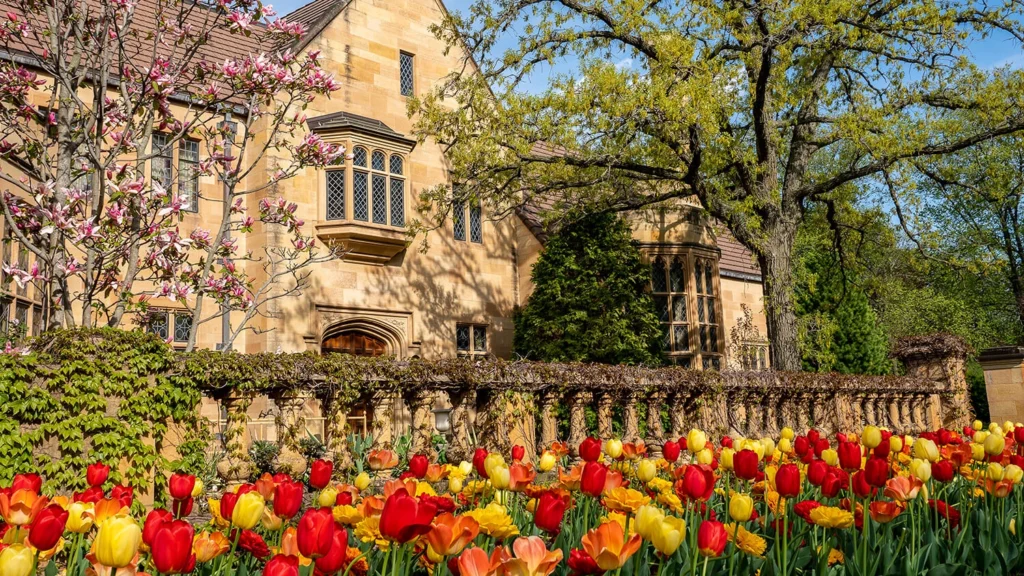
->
(892, 333), (971, 362)
(978, 346), (1024, 363)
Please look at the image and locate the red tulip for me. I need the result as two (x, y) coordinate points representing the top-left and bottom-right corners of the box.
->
(579, 437), (602, 463)
(697, 520), (728, 557)
(873, 439), (891, 459)
(733, 449), (759, 481)
(794, 436), (810, 456)
(933, 460), (956, 483)
(807, 460), (828, 486)
(512, 445), (525, 462)
(151, 520), (196, 574)
(313, 528), (349, 574)
(220, 492), (239, 520)
(677, 437), (688, 451)
(793, 500), (822, 522)
(567, 548), (603, 575)
(534, 491), (568, 534)
(111, 485), (133, 507)
(238, 529), (271, 558)
(297, 507), (335, 558)
(864, 457), (889, 487)
(171, 497), (194, 518)
(928, 499), (960, 529)
(837, 441), (861, 471)
(409, 454), (429, 479)
(851, 470), (876, 498)
(264, 554), (299, 576)
(274, 481), (304, 520)
(379, 491), (438, 543)
(27, 504), (67, 551)
(662, 441), (681, 463)
(12, 473), (42, 493)
(308, 460), (333, 490)
(774, 463), (801, 497)
(336, 491), (353, 506)
(678, 465), (714, 501)
(143, 508), (174, 547)
(1015, 427), (1024, 445)
(73, 487), (104, 503)
(168, 473), (196, 501)
(813, 439), (830, 458)
(473, 448), (489, 477)
(580, 462), (608, 497)
(807, 429), (821, 443)
(86, 463), (109, 488)
(720, 436), (733, 448)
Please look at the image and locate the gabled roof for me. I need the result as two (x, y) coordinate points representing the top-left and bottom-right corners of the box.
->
(307, 111), (418, 148)
(281, 0), (355, 54)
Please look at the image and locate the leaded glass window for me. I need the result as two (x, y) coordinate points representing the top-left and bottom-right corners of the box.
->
(694, 257), (721, 364)
(389, 155), (403, 175)
(372, 174), (387, 224)
(326, 170), (345, 220)
(148, 311), (169, 340)
(372, 150), (386, 171)
(399, 52), (414, 96)
(151, 133), (173, 191)
(469, 203), (482, 243)
(353, 171), (368, 221)
(650, 255), (690, 363)
(174, 314), (192, 342)
(453, 201), (466, 240)
(390, 179), (405, 227)
(353, 147), (367, 167)
(178, 139), (199, 212)
(456, 323), (487, 358)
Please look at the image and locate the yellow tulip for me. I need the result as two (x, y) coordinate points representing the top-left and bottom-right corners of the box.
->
(354, 472), (371, 491)
(861, 426), (882, 449)
(262, 509), (283, 531)
(635, 505), (665, 540)
(989, 422), (1001, 434)
(650, 516), (686, 556)
(318, 487), (339, 508)
(973, 419), (984, 431)
(719, 448), (735, 470)
(778, 438), (793, 454)
(0, 544), (34, 576)
(687, 429), (707, 453)
(1005, 464), (1024, 484)
(890, 436), (903, 454)
(231, 491), (265, 530)
(490, 465), (511, 490)
(539, 451), (557, 472)
(637, 460), (657, 483)
(605, 439), (624, 459)
(729, 493), (754, 522)
(192, 478), (205, 498)
(449, 477), (464, 494)
(974, 431), (988, 444)
(912, 439), (940, 462)
(821, 449), (839, 467)
(483, 454), (506, 478)
(984, 434), (1006, 456)
(781, 427), (795, 440)
(972, 443), (986, 462)
(94, 516), (142, 568)
(988, 463), (1005, 481)
(1004, 421), (1014, 433)
(458, 461), (474, 477)
(760, 438), (776, 458)
(66, 501), (94, 533)
(696, 448), (713, 466)
(909, 459), (932, 482)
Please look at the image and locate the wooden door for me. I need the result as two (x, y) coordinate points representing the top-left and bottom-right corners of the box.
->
(322, 331), (387, 356)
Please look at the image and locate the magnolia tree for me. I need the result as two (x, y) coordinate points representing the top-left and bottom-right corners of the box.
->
(0, 0), (343, 350)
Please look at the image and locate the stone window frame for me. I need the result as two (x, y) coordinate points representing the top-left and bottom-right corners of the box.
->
(456, 322), (488, 359)
(646, 248), (725, 370)
(452, 199), (483, 244)
(399, 51), (415, 97)
(323, 144), (406, 229)
(150, 133), (200, 213)
(144, 308), (193, 347)
(0, 220), (43, 337)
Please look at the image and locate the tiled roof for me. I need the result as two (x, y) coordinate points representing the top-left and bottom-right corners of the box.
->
(306, 111), (417, 147)
(281, 0), (355, 54)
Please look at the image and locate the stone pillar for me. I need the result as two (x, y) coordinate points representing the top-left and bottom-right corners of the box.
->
(324, 391), (353, 473)
(448, 389), (476, 463)
(899, 399), (913, 433)
(978, 346), (1024, 424)
(273, 392), (308, 475)
(567, 391), (592, 459)
(596, 393), (615, 440)
(887, 397), (901, 431)
(216, 395), (253, 487)
(537, 390), (559, 453)
(406, 388), (437, 460)
(622, 391), (641, 444)
(893, 334), (972, 430)
(835, 392), (855, 433)
(645, 391), (666, 456)
(668, 392), (687, 439)
(796, 395), (811, 432)
(370, 391), (395, 450)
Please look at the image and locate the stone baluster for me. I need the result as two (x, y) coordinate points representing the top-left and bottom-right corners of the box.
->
(597, 392), (615, 439)
(325, 391), (353, 472)
(215, 395), (253, 487)
(645, 391), (666, 457)
(851, 396), (864, 430)
(928, 393), (943, 430)
(407, 388), (437, 459)
(796, 394), (811, 432)
(900, 398), (913, 433)
(765, 399), (779, 436)
(834, 391), (855, 433)
(622, 391), (641, 444)
(448, 389), (476, 463)
(911, 396), (926, 433)
(865, 395), (879, 427)
(733, 401), (748, 437)
(536, 390), (559, 454)
(370, 390), (395, 450)
(668, 392), (687, 439)
(746, 400), (763, 438)
(887, 397), (901, 431)
(567, 391), (592, 459)
(273, 391), (308, 474)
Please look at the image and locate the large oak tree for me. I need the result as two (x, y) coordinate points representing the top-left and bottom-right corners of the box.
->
(412, 0), (1024, 370)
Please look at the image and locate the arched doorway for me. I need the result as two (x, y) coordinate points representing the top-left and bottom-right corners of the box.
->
(322, 331), (388, 356)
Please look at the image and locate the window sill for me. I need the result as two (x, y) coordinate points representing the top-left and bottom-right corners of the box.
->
(315, 220), (409, 265)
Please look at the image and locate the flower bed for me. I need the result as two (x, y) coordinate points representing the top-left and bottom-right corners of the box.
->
(1, 422), (1022, 575)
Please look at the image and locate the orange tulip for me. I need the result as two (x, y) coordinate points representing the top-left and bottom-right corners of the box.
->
(558, 465), (583, 491)
(603, 470), (625, 494)
(622, 442), (647, 460)
(0, 489), (49, 526)
(550, 442), (570, 459)
(254, 473), (277, 502)
(424, 514), (480, 559)
(508, 464), (537, 492)
(92, 498), (130, 524)
(192, 531), (230, 562)
(424, 464), (449, 484)
(382, 479), (417, 499)
(358, 495), (385, 518)
(868, 501), (904, 524)
(883, 476), (923, 502)
(581, 521), (642, 571)
(500, 536), (563, 576)
(278, 526), (312, 566)
(457, 547), (504, 576)
(368, 450), (399, 470)
(987, 479), (1014, 498)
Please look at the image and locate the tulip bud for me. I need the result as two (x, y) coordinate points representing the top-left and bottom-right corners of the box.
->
(0, 545), (34, 576)
(912, 438), (940, 462)
(95, 516), (143, 568)
(909, 458), (932, 482)
(687, 429), (707, 453)
(448, 477), (463, 494)
(719, 448), (735, 470)
(1005, 464), (1024, 484)
(760, 438), (775, 459)
(984, 433), (1006, 456)
(354, 472), (371, 491)
(861, 426), (882, 449)
(66, 501), (95, 533)
(231, 491), (266, 530)
(729, 493), (754, 522)
(605, 439), (624, 459)
(318, 487), (339, 508)
(821, 449), (839, 467)
(538, 451), (557, 472)
(973, 419), (984, 431)
(989, 422), (1001, 433)
(635, 505), (665, 539)
(889, 436), (903, 454)
(972, 443), (986, 461)
(459, 461), (474, 477)
(1005, 421), (1014, 432)
(696, 448), (714, 465)
(192, 478), (205, 498)
(483, 454), (506, 479)
(988, 462), (1005, 481)
(973, 430), (988, 444)
(781, 427), (794, 440)
(778, 438), (793, 454)
(637, 460), (657, 483)
(490, 465), (511, 490)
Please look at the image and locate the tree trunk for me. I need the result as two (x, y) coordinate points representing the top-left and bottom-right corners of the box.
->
(757, 227), (802, 371)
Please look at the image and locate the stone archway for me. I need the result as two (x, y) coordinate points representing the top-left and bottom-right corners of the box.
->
(320, 317), (406, 359)
(322, 331), (388, 356)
